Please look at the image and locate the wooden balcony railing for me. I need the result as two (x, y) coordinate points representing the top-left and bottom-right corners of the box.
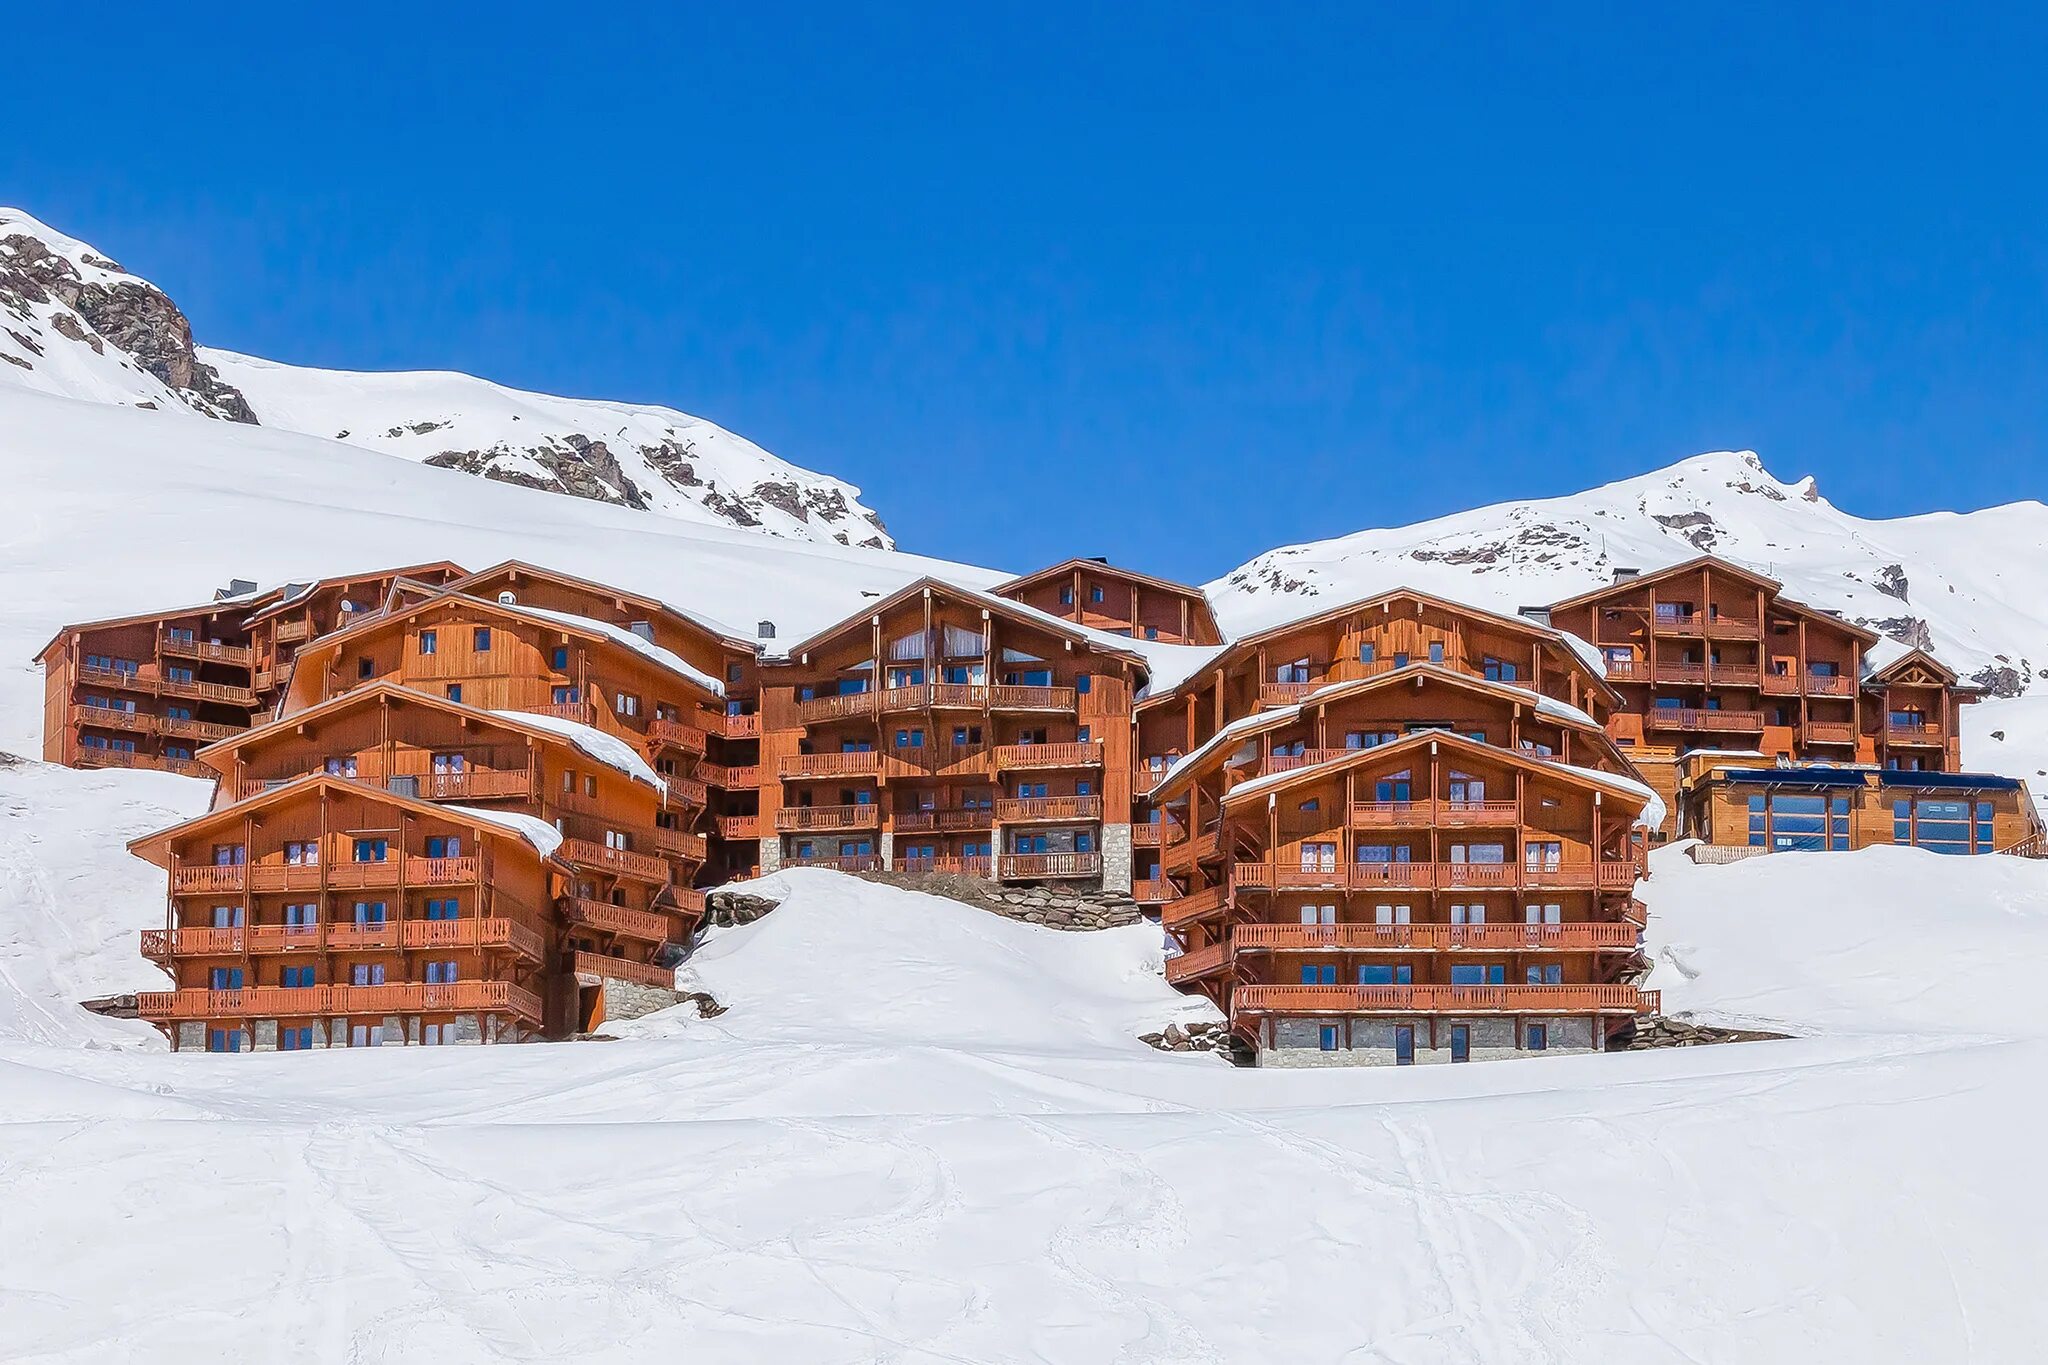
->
(792, 691), (875, 723)
(1232, 861), (1638, 892)
(665, 775), (709, 806)
(1762, 671), (1799, 695)
(988, 684), (1076, 711)
(1805, 720), (1857, 744)
(1650, 663), (1709, 685)
(896, 855), (994, 878)
(779, 750), (882, 779)
(557, 837), (669, 882)
(994, 795), (1103, 822)
(171, 864), (248, 894)
(157, 677), (256, 706)
(783, 853), (884, 873)
(78, 664), (153, 692)
(72, 703), (153, 732)
(890, 808), (994, 833)
(717, 814), (763, 839)
(1231, 922), (1640, 952)
(527, 699), (596, 726)
(571, 950), (676, 990)
(992, 741), (1103, 770)
(1886, 722), (1946, 746)
(1805, 673), (1856, 697)
(1162, 882), (1229, 927)
(1705, 617), (1761, 640)
(776, 804), (880, 832)
(998, 851), (1103, 880)
(1132, 877), (1172, 903)
(1132, 823), (1167, 848)
(137, 979), (544, 1023)
(1258, 749), (1348, 777)
(1349, 799), (1520, 827)
(272, 619), (312, 643)
(160, 635), (254, 666)
(413, 769), (533, 801)
(646, 718), (708, 754)
(1165, 942), (1229, 984)
(719, 711), (760, 739)
(157, 714), (243, 742)
(1232, 983), (1656, 1015)
(656, 885), (708, 917)
(140, 926), (244, 960)
(699, 763), (761, 789)
(1259, 681), (1319, 707)
(1645, 707), (1765, 732)
(653, 828), (709, 862)
(562, 897), (671, 942)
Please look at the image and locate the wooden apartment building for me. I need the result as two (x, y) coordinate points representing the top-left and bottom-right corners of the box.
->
(992, 558), (1224, 645)
(1136, 590), (1657, 1065)
(1546, 556), (1984, 839)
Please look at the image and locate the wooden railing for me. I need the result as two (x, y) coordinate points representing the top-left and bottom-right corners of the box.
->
(1645, 707), (1765, 732)
(160, 635), (254, 666)
(719, 711), (760, 738)
(1232, 861), (1638, 892)
(140, 926), (243, 960)
(171, 864), (248, 894)
(158, 676), (256, 706)
(562, 896), (671, 942)
(1259, 748), (1348, 776)
(1132, 877), (1172, 903)
(78, 663), (152, 691)
(1705, 617), (1761, 639)
(792, 691), (875, 723)
(717, 814), (762, 839)
(137, 980), (544, 1022)
(776, 804), (880, 832)
(1349, 799), (1519, 827)
(1805, 720), (1857, 744)
(1762, 671), (1799, 695)
(989, 684), (1076, 710)
(783, 853), (884, 873)
(890, 808), (993, 832)
(668, 776), (709, 806)
(896, 855), (994, 878)
(653, 828), (709, 862)
(1132, 822), (1167, 847)
(557, 837), (669, 881)
(416, 770), (533, 801)
(991, 742), (1103, 770)
(1232, 983), (1656, 1014)
(157, 715), (242, 742)
(699, 763), (761, 789)
(1164, 942), (1229, 984)
(998, 851), (1103, 880)
(1162, 883), (1229, 927)
(646, 718), (708, 754)
(1806, 673), (1856, 697)
(272, 619), (311, 643)
(994, 795), (1102, 822)
(571, 950), (676, 990)
(1231, 922), (1639, 952)
(72, 703), (152, 732)
(528, 699), (596, 726)
(656, 885), (709, 917)
(779, 750), (882, 779)
(1886, 722), (1945, 745)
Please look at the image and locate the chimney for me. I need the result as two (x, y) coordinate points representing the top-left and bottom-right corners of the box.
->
(215, 578), (259, 600)
(757, 620), (777, 640)
(1518, 606), (1552, 627)
(1611, 567), (1641, 584)
(1088, 556), (1110, 565)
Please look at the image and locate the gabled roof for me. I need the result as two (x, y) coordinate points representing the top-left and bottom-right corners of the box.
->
(1149, 662), (1617, 800)
(241, 561), (469, 626)
(1141, 585), (1619, 709)
(125, 772), (568, 868)
(994, 558), (1215, 604)
(777, 575), (1151, 672)
(447, 559), (755, 649)
(194, 682), (667, 794)
(1213, 727), (1658, 821)
(1862, 642), (1963, 687)
(1548, 555), (1783, 612)
(33, 589), (286, 664)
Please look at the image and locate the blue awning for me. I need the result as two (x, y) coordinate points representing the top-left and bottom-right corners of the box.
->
(1714, 768), (1869, 789)
(1876, 770), (2022, 792)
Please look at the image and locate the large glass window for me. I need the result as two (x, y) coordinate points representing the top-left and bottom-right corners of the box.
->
(1747, 792), (1853, 851)
(1894, 798), (1997, 855)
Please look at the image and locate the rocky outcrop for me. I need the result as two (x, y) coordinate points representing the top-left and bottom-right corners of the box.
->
(1138, 1019), (1233, 1054)
(1623, 1015), (1788, 1049)
(854, 869), (1143, 931)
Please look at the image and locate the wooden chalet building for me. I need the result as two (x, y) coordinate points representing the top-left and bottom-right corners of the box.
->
(755, 578), (1150, 888)
(1677, 756), (2043, 858)
(1138, 592), (1656, 1065)
(992, 558), (1224, 645)
(1546, 556), (1986, 839)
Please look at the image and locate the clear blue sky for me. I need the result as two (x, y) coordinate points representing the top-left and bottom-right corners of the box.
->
(11, 4), (2048, 580)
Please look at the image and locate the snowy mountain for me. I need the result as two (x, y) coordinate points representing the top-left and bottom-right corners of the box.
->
(0, 207), (892, 547)
(1211, 450), (2048, 696)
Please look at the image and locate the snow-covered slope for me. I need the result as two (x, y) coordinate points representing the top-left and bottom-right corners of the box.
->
(0, 207), (891, 546)
(1212, 450), (2048, 696)
(7, 847), (2048, 1361)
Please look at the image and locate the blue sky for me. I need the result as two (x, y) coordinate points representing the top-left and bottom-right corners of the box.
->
(10, 4), (2048, 579)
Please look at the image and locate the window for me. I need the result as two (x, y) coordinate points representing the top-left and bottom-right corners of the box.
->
(1318, 1024), (1341, 1052)
(1449, 1025), (1471, 1064)
(424, 835), (463, 859)
(1059, 586), (1074, 606)
(284, 840), (319, 866)
(359, 657), (375, 679)
(726, 663), (744, 684)
(1894, 798), (1996, 855)
(629, 620), (654, 642)
(426, 898), (460, 920)
(551, 646), (569, 670)
(1748, 792), (1853, 851)
(1527, 964), (1563, 984)
(353, 901), (388, 926)
(1450, 902), (1487, 925)
(324, 756), (358, 777)
(421, 1023), (452, 1045)
(1523, 841), (1562, 872)
(209, 966), (245, 990)
(281, 965), (316, 988)
(425, 960), (460, 984)
(166, 665), (195, 684)
(1359, 643), (1376, 663)
(895, 728), (925, 749)
(352, 838), (389, 863)
(1450, 964), (1506, 985)
(350, 963), (387, 986)
(445, 684), (462, 702)
(1090, 585), (1105, 604)
(1006, 668), (1054, 688)
(552, 685), (580, 704)
(1298, 841), (1338, 871)
(473, 627), (492, 651)
(207, 1028), (243, 1054)
(1075, 831), (1095, 855)
(214, 844), (246, 866)
(279, 1026), (315, 1051)
(1482, 656), (1519, 683)
(210, 905), (243, 928)
(1358, 964), (1412, 985)
(1394, 1025), (1415, 1066)
(165, 705), (192, 721)
(164, 745), (193, 761)
(584, 775), (597, 798)
(616, 692), (640, 717)
(432, 752), (465, 774)
(285, 903), (318, 932)
(1392, 652), (1409, 668)
(419, 629), (438, 655)
(1372, 904), (1411, 925)
(889, 665), (926, 688)
(1299, 964), (1339, 985)
(1144, 627), (1159, 640)
(1525, 903), (1562, 925)
(1526, 1024), (1548, 1052)
(1076, 673), (1091, 695)
(349, 1024), (383, 1048)
(1298, 904), (1336, 925)
(1428, 641), (1445, 664)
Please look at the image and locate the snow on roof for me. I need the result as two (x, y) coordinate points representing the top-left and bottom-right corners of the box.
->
(512, 603), (726, 698)
(1545, 758), (1667, 832)
(1562, 630), (1607, 677)
(490, 709), (666, 796)
(443, 805), (564, 861)
(1862, 638), (1914, 678)
(1152, 704), (1302, 794)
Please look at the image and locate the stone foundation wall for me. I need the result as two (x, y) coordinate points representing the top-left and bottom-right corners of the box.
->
(854, 870), (1143, 931)
(1258, 1015), (1599, 1067)
(601, 978), (685, 1023)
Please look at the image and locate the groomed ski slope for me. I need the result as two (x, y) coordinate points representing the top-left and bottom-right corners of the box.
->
(5, 834), (2048, 1363)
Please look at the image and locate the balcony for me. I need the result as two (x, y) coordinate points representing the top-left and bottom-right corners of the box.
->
(409, 769), (533, 801)
(1230, 922), (1640, 953)
(657, 885), (708, 918)
(1260, 681), (1319, 707)
(776, 804), (880, 832)
(157, 714), (242, 743)
(136, 980), (545, 1023)
(1805, 720), (1857, 745)
(668, 776), (709, 806)
(572, 950), (677, 990)
(1164, 942), (1229, 984)
(1231, 861), (1638, 892)
(991, 741), (1103, 770)
(1762, 671), (1800, 696)
(998, 851), (1103, 880)
(994, 794), (1102, 822)
(171, 864), (248, 895)
(699, 763), (761, 789)
(1231, 983), (1656, 1015)
(161, 635), (255, 666)
(719, 711), (760, 739)
(562, 896), (671, 943)
(717, 814), (763, 839)
(1705, 617), (1761, 640)
(646, 718), (708, 755)
(653, 828), (708, 862)
(792, 691), (875, 723)
(77, 664), (153, 692)
(1805, 673), (1856, 697)
(779, 750), (882, 780)
(272, 619), (312, 644)
(1132, 877), (1172, 903)
(1132, 822), (1167, 848)
(557, 838), (669, 882)
(891, 808), (993, 833)
(783, 853), (884, 873)
(1886, 722), (1946, 747)
(140, 926), (244, 961)
(1650, 663), (1709, 685)
(1349, 799), (1519, 828)
(158, 676), (256, 706)
(527, 699), (596, 726)
(988, 684), (1076, 711)
(1645, 707), (1765, 733)
(896, 855), (993, 878)
(73, 703), (153, 733)
(1162, 883), (1229, 927)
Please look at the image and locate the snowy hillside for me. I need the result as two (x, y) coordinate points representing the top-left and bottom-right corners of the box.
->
(7, 847), (2048, 1361)
(0, 207), (891, 546)
(1211, 450), (2048, 696)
